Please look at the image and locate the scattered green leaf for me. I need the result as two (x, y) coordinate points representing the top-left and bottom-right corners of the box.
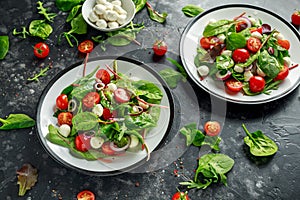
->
(146, 2), (167, 23)
(17, 163), (38, 196)
(0, 35), (9, 60)
(37, 1), (57, 22)
(0, 114), (35, 130)
(182, 4), (204, 17)
(166, 58), (188, 79)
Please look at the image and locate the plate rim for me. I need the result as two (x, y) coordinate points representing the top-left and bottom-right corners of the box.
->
(36, 55), (175, 176)
(180, 3), (300, 104)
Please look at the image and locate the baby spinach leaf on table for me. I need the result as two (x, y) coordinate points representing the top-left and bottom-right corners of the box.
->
(166, 58), (188, 79)
(242, 124), (278, 156)
(146, 2), (167, 23)
(132, 0), (147, 13)
(0, 114), (35, 130)
(182, 4), (204, 17)
(29, 19), (53, 40)
(55, 0), (82, 11)
(66, 5), (82, 22)
(159, 68), (183, 89)
(203, 19), (235, 37)
(257, 50), (280, 79)
(46, 124), (73, 147)
(17, 163), (38, 196)
(0, 35), (9, 60)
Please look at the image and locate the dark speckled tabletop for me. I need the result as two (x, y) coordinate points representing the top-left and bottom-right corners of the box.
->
(1, 0), (300, 199)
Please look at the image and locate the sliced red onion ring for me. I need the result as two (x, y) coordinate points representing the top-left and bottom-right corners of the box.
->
(129, 105), (144, 116)
(262, 24), (272, 34)
(245, 64), (253, 72)
(236, 16), (252, 29)
(216, 70), (232, 80)
(94, 82), (105, 91)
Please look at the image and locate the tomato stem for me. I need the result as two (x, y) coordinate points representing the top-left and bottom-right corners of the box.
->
(82, 53), (89, 77)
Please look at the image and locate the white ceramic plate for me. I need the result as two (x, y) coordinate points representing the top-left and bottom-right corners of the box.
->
(180, 4), (300, 104)
(36, 56), (173, 175)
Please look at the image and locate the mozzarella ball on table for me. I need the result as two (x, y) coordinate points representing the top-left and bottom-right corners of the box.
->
(96, 19), (108, 29)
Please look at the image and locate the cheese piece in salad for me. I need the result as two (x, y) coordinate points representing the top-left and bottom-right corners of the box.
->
(194, 12), (298, 96)
(46, 60), (165, 161)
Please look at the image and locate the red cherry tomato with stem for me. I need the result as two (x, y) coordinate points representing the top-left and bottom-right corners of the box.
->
(33, 42), (49, 59)
(96, 69), (111, 85)
(114, 88), (131, 103)
(204, 121), (221, 136)
(82, 92), (100, 108)
(225, 79), (243, 92)
(152, 40), (167, 56)
(75, 134), (91, 152)
(56, 94), (69, 110)
(77, 190), (95, 200)
(78, 40), (94, 54)
(247, 37), (262, 53)
(232, 48), (250, 63)
(171, 191), (189, 200)
(249, 76), (266, 93)
(274, 64), (289, 81)
(291, 11), (300, 25)
(57, 112), (73, 126)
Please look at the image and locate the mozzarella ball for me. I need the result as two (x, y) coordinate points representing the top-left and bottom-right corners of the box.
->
(251, 31), (263, 39)
(92, 104), (104, 117)
(108, 21), (119, 28)
(106, 83), (117, 92)
(96, 0), (107, 4)
(88, 11), (99, 23)
(59, 124), (71, 138)
(197, 65), (209, 77)
(117, 14), (127, 25)
(244, 71), (253, 82)
(96, 19), (108, 29)
(113, 5), (127, 15)
(104, 10), (119, 21)
(111, 0), (122, 6)
(94, 4), (107, 15)
(234, 65), (244, 73)
(221, 50), (232, 57)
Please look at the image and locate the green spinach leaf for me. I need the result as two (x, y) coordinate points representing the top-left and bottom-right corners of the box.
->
(166, 58), (188, 79)
(66, 5), (82, 22)
(203, 20), (234, 37)
(159, 68), (183, 89)
(146, 2), (167, 23)
(0, 35), (9, 60)
(257, 50), (280, 78)
(29, 20), (53, 40)
(55, 0), (82, 11)
(182, 4), (204, 17)
(132, 0), (147, 13)
(242, 124), (278, 156)
(46, 124), (73, 147)
(0, 114), (35, 130)
(72, 112), (99, 131)
(226, 32), (247, 50)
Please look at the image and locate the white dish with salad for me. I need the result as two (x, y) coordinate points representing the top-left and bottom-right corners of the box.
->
(180, 4), (300, 104)
(36, 57), (173, 175)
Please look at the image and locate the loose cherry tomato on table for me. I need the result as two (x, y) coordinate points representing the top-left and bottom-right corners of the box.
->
(171, 191), (189, 200)
(247, 37), (261, 53)
(78, 40), (94, 54)
(225, 79), (243, 92)
(291, 11), (300, 25)
(57, 112), (73, 126)
(204, 121), (221, 136)
(152, 40), (167, 56)
(274, 64), (289, 81)
(77, 190), (95, 200)
(82, 92), (100, 108)
(75, 134), (91, 152)
(33, 42), (49, 59)
(56, 94), (69, 110)
(232, 48), (250, 63)
(114, 88), (131, 103)
(249, 75), (265, 93)
(277, 39), (290, 50)
(96, 69), (111, 85)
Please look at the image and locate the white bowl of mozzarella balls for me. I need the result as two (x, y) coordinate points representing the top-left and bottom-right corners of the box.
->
(82, 0), (136, 31)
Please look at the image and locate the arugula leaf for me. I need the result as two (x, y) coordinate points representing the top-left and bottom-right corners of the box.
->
(159, 68), (183, 89)
(0, 35), (9, 60)
(182, 4), (204, 17)
(37, 1), (57, 22)
(17, 164), (38, 196)
(0, 114), (35, 130)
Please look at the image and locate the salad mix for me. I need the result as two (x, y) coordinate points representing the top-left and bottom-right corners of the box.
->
(194, 12), (297, 95)
(46, 60), (165, 161)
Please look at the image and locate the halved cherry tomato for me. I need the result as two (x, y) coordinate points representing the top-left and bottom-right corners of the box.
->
(274, 64), (289, 81)
(75, 134), (91, 152)
(225, 79), (243, 92)
(114, 88), (131, 103)
(152, 40), (167, 56)
(250, 26), (263, 34)
(78, 40), (94, 54)
(277, 39), (290, 50)
(232, 48), (250, 63)
(82, 92), (100, 108)
(204, 121), (221, 136)
(96, 69), (111, 85)
(247, 37), (261, 53)
(200, 36), (220, 49)
(101, 142), (116, 155)
(235, 21), (248, 32)
(77, 190), (95, 200)
(102, 108), (113, 120)
(171, 191), (189, 200)
(291, 11), (300, 26)
(249, 76), (265, 93)
(57, 112), (73, 126)
(33, 42), (50, 59)
(56, 94), (69, 110)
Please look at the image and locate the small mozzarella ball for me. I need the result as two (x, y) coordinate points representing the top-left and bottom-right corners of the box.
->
(117, 14), (127, 25)
(256, 67), (266, 77)
(108, 21), (119, 28)
(104, 10), (119, 21)
(96, 19), (108, 29)
(234, 65), (244, 73)
(59, 124), (71, 138)
(96, 0), (107, 4)
(248, 17), (257, 25)
(251, 31), (263, 39)
(111, 0), (122, 6)
(197, 65), (209, 77)
(113, 5), (127, 15)
(90, 137), (104, 149)
(103, 2), (114, 10)
(217, 34), (226, 43)
(92, 104), (104, 117)
(106, 83), (117, 92)
(244, 71), (253, 82)
(208, 18), (217, 24)
(88, 11), (99, 23)
(221, 50), (232, 57)
(94, 4), (107, 15)
(275, 32), (285, 40)
(283, 57), (291, 67)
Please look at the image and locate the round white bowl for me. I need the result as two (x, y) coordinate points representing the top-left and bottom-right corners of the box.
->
(82, 0), (136, 32)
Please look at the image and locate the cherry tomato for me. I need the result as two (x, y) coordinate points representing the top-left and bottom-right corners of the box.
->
(114, 88), (131, 103)
(250, 26), (263, 34)
(57, 112), (73, 126)
(277, 39), (290, 50)
(82, 92), (100, 108)
(101, 142), (116, 155)
(75, 134), (91, 152)
(232, 48), (250, 63)
(247, 37), (261, 53)
(171, 192), (189, 200)
(291, 11), (300, 25)
(274, 64), (289, 81)
(152, 40), (167, 56)
(199, 36), (220, 49)
(77, 190), (95, 200)
(249, 76), (266, 93)
(33, 42), (49, 59)
(204, 121), (221, 136)
(78, 40), (94, 54)
(56, 94), (69, 110)
(102, 108), (113, 120)
(225, 79), (243, 92)
(96, 69), (111, 85)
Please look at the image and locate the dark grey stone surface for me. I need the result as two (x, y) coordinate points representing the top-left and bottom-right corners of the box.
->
(0, 0), (300, 199)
